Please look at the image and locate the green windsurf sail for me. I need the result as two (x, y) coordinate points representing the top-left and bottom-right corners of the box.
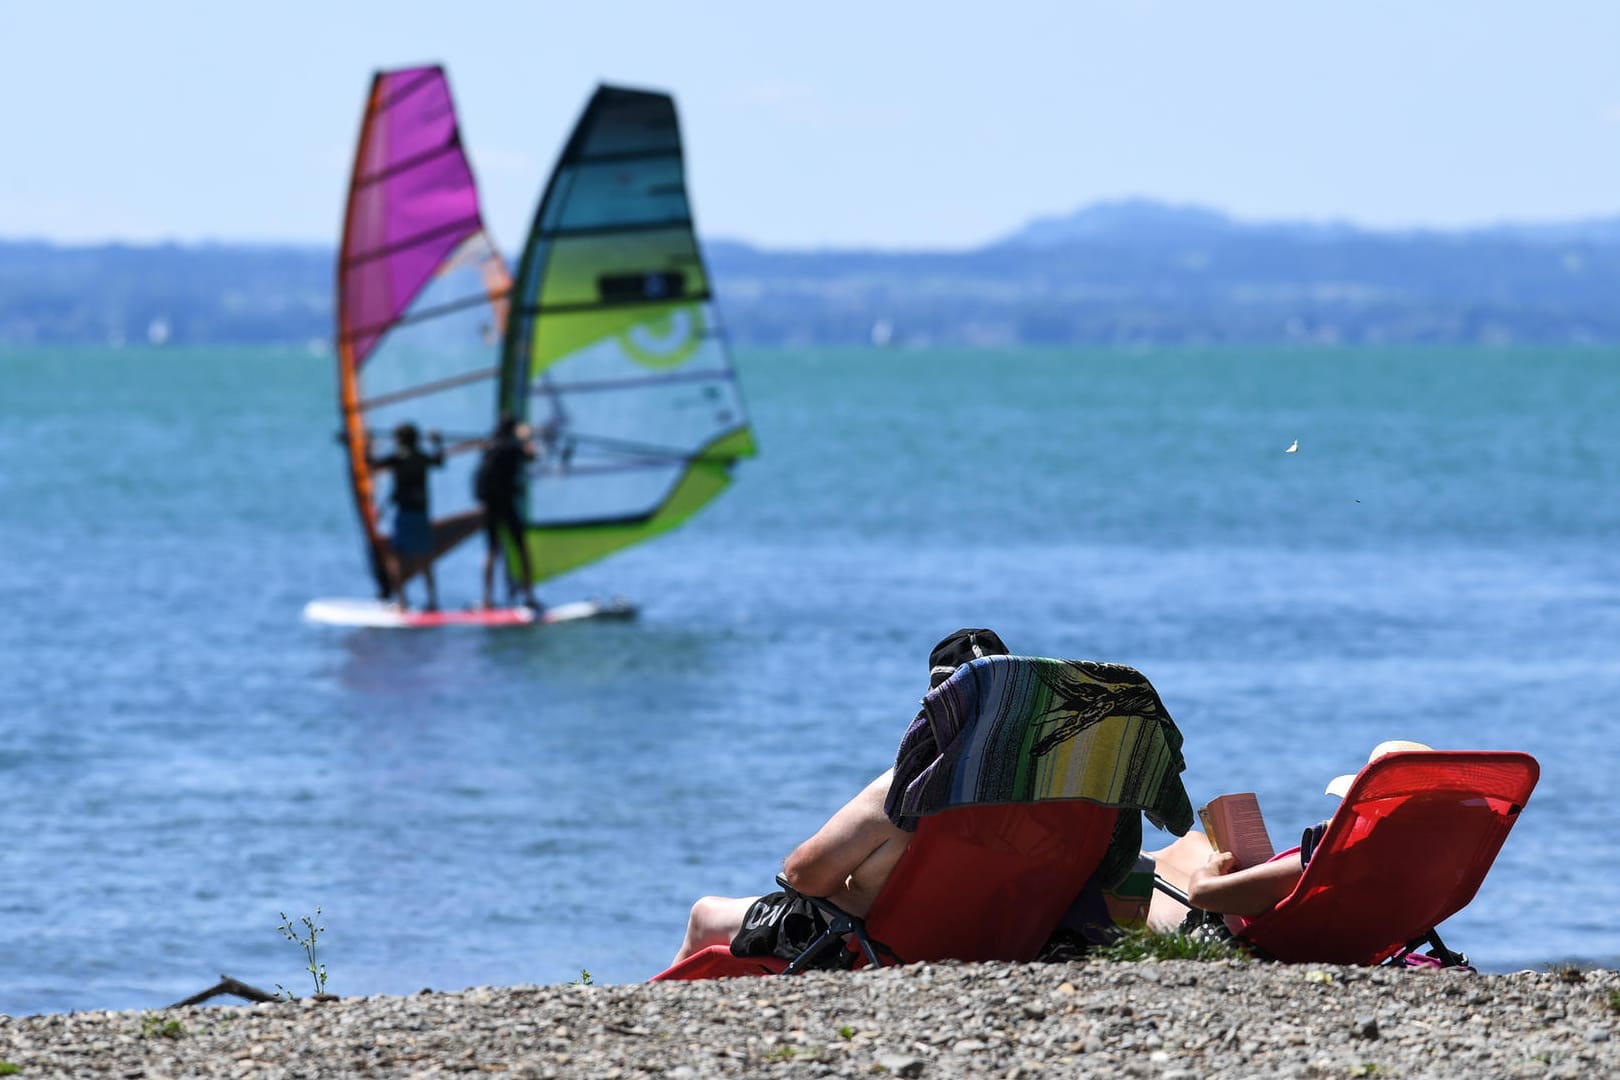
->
(499, 84), (755, 583)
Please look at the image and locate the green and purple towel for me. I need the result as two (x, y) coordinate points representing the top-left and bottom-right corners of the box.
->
(885, 655), (1194, 887)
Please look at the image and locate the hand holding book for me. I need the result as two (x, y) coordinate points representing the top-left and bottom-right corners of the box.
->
(1197, 792), (1275, 869)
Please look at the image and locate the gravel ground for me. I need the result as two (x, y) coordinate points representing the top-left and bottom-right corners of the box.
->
(3, 960), (1617, 1078)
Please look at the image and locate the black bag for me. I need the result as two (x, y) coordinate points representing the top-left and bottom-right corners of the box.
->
(729, 892), (847, 969)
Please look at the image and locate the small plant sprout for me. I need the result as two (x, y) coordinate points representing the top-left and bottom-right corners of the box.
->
(838, 1025), (855, 1040)
(571, 969), (593, 985)
(275, 907), (328, 1000)
(140, 1013), (184, 1039)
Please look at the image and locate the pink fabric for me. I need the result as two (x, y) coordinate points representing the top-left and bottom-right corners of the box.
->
(341, 66), (483, 366)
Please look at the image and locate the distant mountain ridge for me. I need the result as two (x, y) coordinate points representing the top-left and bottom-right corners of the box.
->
(1000, 199), (1246, 246)
(3, 199), (1618, 347)
(998, 198), (1620, 248)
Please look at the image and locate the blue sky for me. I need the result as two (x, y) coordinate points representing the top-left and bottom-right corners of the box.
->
(2, 1), (1617, 250)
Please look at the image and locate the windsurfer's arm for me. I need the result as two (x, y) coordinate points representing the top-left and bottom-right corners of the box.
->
(427, 430), (447, 467)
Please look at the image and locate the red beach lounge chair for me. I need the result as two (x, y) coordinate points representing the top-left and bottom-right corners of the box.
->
(653, 656), (1194, 981)
(1235, 750), (1539, 966)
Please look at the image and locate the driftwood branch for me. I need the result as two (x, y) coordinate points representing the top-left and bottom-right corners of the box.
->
(168, 973), (279, 1008)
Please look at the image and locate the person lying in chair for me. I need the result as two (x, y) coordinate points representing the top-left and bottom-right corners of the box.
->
(669, 629), (1197, 975)
(671, 628), (1012, 969)
(1145, 740), (1434, 932)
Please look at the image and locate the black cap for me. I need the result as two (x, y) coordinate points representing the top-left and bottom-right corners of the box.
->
(927, 628), (1009, 689)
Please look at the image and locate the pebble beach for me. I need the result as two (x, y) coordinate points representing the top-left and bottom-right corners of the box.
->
(4, 960), (1617, 1078)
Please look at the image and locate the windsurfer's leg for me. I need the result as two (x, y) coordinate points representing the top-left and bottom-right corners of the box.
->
(673, 895), (759, 966)
(393, 557), (413, 609)
(381, 545), (405, 608)
(481, 507), (499, 609)
(422, 561), (439, 612)
(515, 541), (537, 604)
(370, 546), (394, 600)
(500, 504), (539, 607)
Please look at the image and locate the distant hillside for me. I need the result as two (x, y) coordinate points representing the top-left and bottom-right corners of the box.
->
(4, 200), (1618, 347)
(0, 241), (328, 347)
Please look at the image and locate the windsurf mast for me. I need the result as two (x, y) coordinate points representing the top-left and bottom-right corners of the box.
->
(335, 65), (510, 596)
(499, 84), (756, 584)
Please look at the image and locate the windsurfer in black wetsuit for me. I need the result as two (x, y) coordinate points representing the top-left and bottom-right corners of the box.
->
(477, 414), (542, 611)
(368, 421), (446, 611)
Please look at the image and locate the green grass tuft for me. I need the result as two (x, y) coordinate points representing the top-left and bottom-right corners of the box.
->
(1094, 926), (1248, 963)
(0, 1062), (19, 1075)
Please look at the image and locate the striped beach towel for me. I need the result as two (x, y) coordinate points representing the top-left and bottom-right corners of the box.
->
(885, 656), (1194, 887)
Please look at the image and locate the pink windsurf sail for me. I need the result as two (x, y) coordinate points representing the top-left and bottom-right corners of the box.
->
(333, 65), (510, 597)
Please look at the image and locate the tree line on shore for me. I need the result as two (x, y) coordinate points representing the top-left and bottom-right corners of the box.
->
(3, 200), (1617, 349)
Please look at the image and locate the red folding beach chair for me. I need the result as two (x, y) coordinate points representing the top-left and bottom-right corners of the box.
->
(1236, 750), (1539, 966)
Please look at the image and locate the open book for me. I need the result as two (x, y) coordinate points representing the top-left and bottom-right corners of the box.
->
(1198, 792), (1276, 869)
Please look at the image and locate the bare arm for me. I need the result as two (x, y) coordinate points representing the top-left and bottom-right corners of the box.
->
(1186, 850), (1304, 917)
(781, 770), (910, 909)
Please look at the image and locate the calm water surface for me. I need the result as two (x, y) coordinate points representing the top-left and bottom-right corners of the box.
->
(2, 345), (1618, 1015)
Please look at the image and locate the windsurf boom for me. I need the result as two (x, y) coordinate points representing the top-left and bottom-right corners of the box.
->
(499, 85), (756, 584)
(335, 65), (510, 597)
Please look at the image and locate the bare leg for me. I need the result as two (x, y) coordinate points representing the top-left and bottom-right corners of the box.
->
(422, 562), (439, 612)
(1145, 830), (1215, 932)
(482, 541), (497, 609)
(511, 531), (538, 607)
(394, 554), (420, 610)
(382, 547), (404, 608)
(672, 895), (758, 966)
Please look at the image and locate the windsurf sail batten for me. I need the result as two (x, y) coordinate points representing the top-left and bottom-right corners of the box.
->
(357, 365), (499, 411)
(334, 65), (511, 597)
(498, 84), (755, 584)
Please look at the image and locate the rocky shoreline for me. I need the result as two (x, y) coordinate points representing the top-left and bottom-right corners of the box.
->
(3, 960), (1617, 1078)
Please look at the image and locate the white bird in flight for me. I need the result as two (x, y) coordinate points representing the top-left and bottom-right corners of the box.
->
(1285, 439), (1299, 453)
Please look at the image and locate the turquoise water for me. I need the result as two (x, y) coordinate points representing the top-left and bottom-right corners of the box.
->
(2, 345), (1618, 1015)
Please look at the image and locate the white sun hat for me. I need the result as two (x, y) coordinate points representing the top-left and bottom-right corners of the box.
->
(1324, 740), (1434, 798)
